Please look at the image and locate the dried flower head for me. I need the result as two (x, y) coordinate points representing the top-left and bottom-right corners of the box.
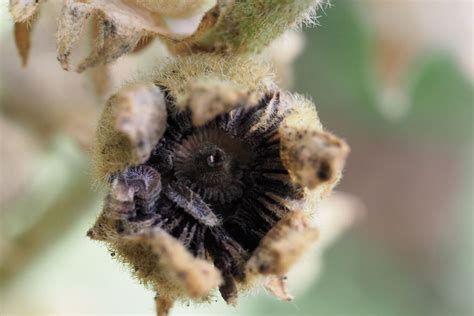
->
(10, 0), (326, 71)
(88, 55), (349, 315)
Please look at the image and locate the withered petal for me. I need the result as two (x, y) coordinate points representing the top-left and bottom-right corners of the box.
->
(14, 20), (32, 67)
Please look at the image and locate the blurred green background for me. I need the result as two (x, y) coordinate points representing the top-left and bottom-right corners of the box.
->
(1, 0), (473, 315)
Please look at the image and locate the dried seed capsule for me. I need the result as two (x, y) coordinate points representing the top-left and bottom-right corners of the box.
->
(89, 56), (349, 315)
(11, 1), (324, 71)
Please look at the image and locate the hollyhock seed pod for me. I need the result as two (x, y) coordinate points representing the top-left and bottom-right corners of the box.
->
(88, 55), (349, 315)
(7, 1), (350, 315)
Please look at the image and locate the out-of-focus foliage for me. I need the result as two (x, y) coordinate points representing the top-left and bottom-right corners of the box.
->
(289, 1), (473, 316)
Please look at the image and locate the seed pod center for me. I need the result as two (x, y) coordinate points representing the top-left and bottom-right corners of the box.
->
(205, 146), (226, 168)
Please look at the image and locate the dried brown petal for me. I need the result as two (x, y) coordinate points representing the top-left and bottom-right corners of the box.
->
(14, 21), (31, 67)
(246, 210), (319, 277)
(11, 1), (40, 67)
(94, 84), (167, 180)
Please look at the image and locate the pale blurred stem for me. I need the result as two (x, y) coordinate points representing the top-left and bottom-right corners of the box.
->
(0, 172), (96, 287)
